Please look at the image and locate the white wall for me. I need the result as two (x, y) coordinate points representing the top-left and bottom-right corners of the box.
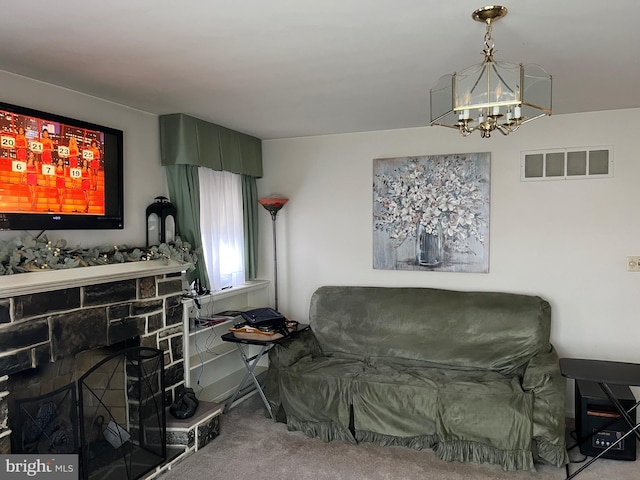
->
(0, 70), (167, 247)
(260, 108), (640, 413)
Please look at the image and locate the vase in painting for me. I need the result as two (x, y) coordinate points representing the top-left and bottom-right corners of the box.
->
(416, 222), (444, 267)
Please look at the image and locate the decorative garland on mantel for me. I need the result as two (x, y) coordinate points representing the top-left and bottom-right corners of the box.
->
(0, 235), (197, 275)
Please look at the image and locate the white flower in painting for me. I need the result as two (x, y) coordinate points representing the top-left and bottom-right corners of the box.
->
(374, 155), (488, 254)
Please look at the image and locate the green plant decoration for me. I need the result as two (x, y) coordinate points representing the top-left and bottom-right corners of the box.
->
(0, 235), (197, 275)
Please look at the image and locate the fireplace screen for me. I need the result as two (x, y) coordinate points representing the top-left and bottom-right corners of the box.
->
(78, 346), (166, 480)
(11, 346), (166, 480)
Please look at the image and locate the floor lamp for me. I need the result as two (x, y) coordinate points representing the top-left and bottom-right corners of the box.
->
(258, 195), (288, 311)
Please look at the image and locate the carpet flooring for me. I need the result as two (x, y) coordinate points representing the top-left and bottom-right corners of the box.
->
(160, 394), (639, 480)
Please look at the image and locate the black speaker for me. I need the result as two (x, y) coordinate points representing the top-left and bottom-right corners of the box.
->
(575, 379), (637, 461)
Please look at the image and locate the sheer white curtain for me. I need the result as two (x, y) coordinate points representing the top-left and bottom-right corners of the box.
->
(198, 168), (245, 290)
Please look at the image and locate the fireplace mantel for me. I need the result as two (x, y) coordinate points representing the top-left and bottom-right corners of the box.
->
(0, 260), (189, 298)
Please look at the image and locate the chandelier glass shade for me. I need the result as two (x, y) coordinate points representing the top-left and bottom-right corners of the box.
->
(430, 5), (552, 138)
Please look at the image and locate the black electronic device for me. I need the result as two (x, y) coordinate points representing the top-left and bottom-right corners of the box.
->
(240, 307), (289, 335)
(575, 379), (637, 461)
(0, 100), (124, 230)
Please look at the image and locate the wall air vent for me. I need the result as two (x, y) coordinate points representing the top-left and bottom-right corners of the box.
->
(521, 146), (613, 181)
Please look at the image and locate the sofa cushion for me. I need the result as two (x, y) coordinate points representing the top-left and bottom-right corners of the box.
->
(435, 376), (535, 470)
(278, 356), (365, 443)
(310, 286), (551, 375)
(352, 363), (440, 439)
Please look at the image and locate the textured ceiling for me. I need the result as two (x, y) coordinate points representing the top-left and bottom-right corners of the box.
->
(0, 0), (637, 139)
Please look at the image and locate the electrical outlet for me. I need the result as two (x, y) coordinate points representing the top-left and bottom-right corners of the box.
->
(626, 256), (640, 272)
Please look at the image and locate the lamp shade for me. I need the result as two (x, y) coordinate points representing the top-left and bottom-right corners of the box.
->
(258, 195), (288, 214)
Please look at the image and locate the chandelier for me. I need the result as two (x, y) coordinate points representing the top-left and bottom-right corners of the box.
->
(430, 5), (552, 138)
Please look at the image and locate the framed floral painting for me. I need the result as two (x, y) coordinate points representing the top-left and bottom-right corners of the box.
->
(373, 152), (490, 273)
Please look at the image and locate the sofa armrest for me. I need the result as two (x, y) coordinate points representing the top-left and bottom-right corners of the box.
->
(269, 328), (322, 369)
(265, 328), (322, 422)
(522, 345), (568, 466)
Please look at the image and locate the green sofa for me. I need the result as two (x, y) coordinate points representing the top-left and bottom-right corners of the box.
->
(265, 286), (568, 471)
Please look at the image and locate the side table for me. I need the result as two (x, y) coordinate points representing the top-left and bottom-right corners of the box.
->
(221, 323), (309, 419)
(560, 358), (640, 479)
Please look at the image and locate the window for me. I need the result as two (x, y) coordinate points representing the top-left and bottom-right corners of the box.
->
(198, 168), (245, 290)
(521, 146), (613, 181)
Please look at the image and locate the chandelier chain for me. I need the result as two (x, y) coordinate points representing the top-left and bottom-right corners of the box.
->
(483, 23), (495, 58)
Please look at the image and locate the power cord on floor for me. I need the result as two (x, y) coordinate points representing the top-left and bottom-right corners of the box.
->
(567, 429), (587, 464)
(565, 428), (587, 479)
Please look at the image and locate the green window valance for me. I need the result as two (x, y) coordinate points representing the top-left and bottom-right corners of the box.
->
(159, 113), (263, 178)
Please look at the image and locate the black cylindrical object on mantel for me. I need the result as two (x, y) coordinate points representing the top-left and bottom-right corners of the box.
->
(146, 196), (177, 246)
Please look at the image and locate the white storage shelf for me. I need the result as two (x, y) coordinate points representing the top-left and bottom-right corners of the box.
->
(182, 280), (270, 404)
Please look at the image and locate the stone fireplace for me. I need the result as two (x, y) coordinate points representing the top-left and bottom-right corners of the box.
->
(0, 260), (188, 471)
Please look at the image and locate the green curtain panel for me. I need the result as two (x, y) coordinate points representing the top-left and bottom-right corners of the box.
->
(165, 164), (210, 289)
(242, 174), (259, 280)
(159, 113), (263, 178)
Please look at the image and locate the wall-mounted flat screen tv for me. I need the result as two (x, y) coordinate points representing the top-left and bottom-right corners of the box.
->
(0, 101), (124, 230)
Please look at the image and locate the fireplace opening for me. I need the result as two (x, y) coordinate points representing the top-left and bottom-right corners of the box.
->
(8, 343), (166, 480)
